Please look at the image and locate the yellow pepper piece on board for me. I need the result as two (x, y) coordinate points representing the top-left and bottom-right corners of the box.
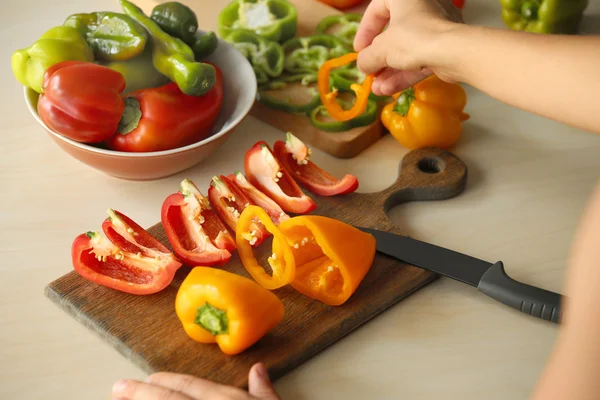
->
(175, 267), (284, 355)
(275, 215), (376, 306)
(381, 74), (470, 149)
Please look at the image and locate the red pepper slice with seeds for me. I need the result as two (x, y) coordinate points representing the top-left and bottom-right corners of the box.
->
(72, 209), (182, 295)
(244, 141), (317, 214)
(161, 179), (236, 267)
(274, 132), (359, 196)
(227, 172), (290, 226)
(208, 175), (270, 247)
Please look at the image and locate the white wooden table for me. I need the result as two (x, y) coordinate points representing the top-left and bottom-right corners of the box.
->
(1, 0), (600, 399)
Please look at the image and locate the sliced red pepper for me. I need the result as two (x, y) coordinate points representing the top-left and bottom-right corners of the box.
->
(208, 175), (270, 247)
(161, 179), (236, 267)
(72, 225), (182, 295)
(244, 141), (317, 214)
(227, 172), (290, 225)
(273, 132), (359, 196)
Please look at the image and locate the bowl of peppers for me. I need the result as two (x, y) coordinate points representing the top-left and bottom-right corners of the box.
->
(14, 0), (257, 180)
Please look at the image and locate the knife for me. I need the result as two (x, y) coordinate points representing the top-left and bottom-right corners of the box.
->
(356, 227), (562, 323)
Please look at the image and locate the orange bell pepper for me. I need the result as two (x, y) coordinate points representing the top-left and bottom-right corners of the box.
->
(317, 52), (374, 122)
(236, 205), (296, 290)
(275, 215), (376, 306)
(175, 267), (284, 355)
(381, 74), (470, 149)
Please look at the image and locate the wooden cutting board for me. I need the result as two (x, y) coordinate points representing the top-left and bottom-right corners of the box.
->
(135, 0), (383, 159)
(45, 147), (467, 388)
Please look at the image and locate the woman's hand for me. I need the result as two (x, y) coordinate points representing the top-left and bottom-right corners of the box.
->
(112, 362), (280, 400)
(354, 0), (463, 96)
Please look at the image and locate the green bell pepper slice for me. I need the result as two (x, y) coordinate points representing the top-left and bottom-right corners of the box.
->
(282, 35), (351, 74)
(500, 0), (588, 34)
(224, 29), (284, 84)
(218, 0), (297, 44)
(100, 45), (169, 94)
(315, 13), (362, 49)
(150, 2), (219, 60)
(257, 73), (320, 113)
(63, 12), (148, 61)
(11, 26), (94, 94)
(309, 95), (378, 132)
(330, 63), (388, 102)
(120, 0), (216, 96)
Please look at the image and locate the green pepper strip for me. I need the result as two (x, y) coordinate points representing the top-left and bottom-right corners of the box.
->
(282, 35), (351, 74)
(257, 73), (320, 113)
(120, 0), (216, 96)
(309, 97), (378, 132)
(218, 0), (298, 44)
(330, 64), (389, 102)
(225, 29), (284, 84)
(315, 13), (362, 49)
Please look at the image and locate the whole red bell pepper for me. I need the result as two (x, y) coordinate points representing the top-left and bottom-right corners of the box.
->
(453, 0), (465, 9)
(37, 60), (126, 143)
(106, 63), (224, 152)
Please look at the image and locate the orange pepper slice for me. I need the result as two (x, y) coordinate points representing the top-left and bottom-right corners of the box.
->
(236, 205), (296, 290)
(274, 215), (376, 306)
(317, 52), (374, 122)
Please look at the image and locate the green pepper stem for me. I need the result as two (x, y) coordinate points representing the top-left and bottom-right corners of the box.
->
(393, 87), (415, 117)
(117, 97), (142, 135)
(194, 302), (229, 336)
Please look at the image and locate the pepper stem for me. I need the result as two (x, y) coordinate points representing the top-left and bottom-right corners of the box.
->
(393, 87), (415, 117)
(521, 1), (539, 21)
(117, 97), (142, 135)
(194, 302), (229, 336)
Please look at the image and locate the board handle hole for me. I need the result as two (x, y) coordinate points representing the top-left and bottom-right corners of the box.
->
(417, 157), (444, 174)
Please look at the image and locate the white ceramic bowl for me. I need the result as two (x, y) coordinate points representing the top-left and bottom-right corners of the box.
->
(24, 32), (257, 181)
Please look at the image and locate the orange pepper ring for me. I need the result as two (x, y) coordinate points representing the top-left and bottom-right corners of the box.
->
(236, 205), (296, 290)
(317, 52), (374, 122)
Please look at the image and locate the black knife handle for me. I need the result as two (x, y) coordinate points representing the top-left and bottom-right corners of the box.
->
(477, 262), (562, 323)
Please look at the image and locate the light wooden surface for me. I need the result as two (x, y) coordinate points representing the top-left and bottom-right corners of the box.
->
(1, 1), (600, 399)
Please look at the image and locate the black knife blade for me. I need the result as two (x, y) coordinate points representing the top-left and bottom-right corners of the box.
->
(357, 227), (563, 324)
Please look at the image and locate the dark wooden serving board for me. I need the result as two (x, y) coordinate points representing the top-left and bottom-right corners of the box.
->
(45, 148), (467, 388)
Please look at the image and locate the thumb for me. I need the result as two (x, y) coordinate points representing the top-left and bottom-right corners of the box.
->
(248, 363), (280, 400)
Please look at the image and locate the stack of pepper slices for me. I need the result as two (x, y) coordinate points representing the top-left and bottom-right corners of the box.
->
(218, 0), (470, 149)
(72, 133), (377, 355)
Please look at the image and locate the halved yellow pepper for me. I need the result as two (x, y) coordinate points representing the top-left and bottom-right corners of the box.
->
(275, 215), (376, 306)
(236, 205), (296, 290)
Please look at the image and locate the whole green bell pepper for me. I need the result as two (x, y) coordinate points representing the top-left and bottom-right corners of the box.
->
(218, 0), (297, 44)
(150, 2), (219, 60)
(500, 0), (589, 34)
(224, 29), (283, 84)
(100, 45), (169, 94)
(11, 26), (94, 94)
(315, 13), (362, 49)
(282, 35), (351, 74)
(120, 0), (216, 96)
(150, 2), (198, 44)
(257, 73), (320, 113)
(309, 96), (378, 132)
(63, 12), (148, 61)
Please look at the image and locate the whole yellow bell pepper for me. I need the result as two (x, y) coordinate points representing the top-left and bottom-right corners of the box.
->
(12, 26), (94, 94)
(381, 75), (470, 149)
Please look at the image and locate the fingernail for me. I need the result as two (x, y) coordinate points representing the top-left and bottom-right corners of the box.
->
(255, 363), (269, 379)
(112, 380), (128, 394)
